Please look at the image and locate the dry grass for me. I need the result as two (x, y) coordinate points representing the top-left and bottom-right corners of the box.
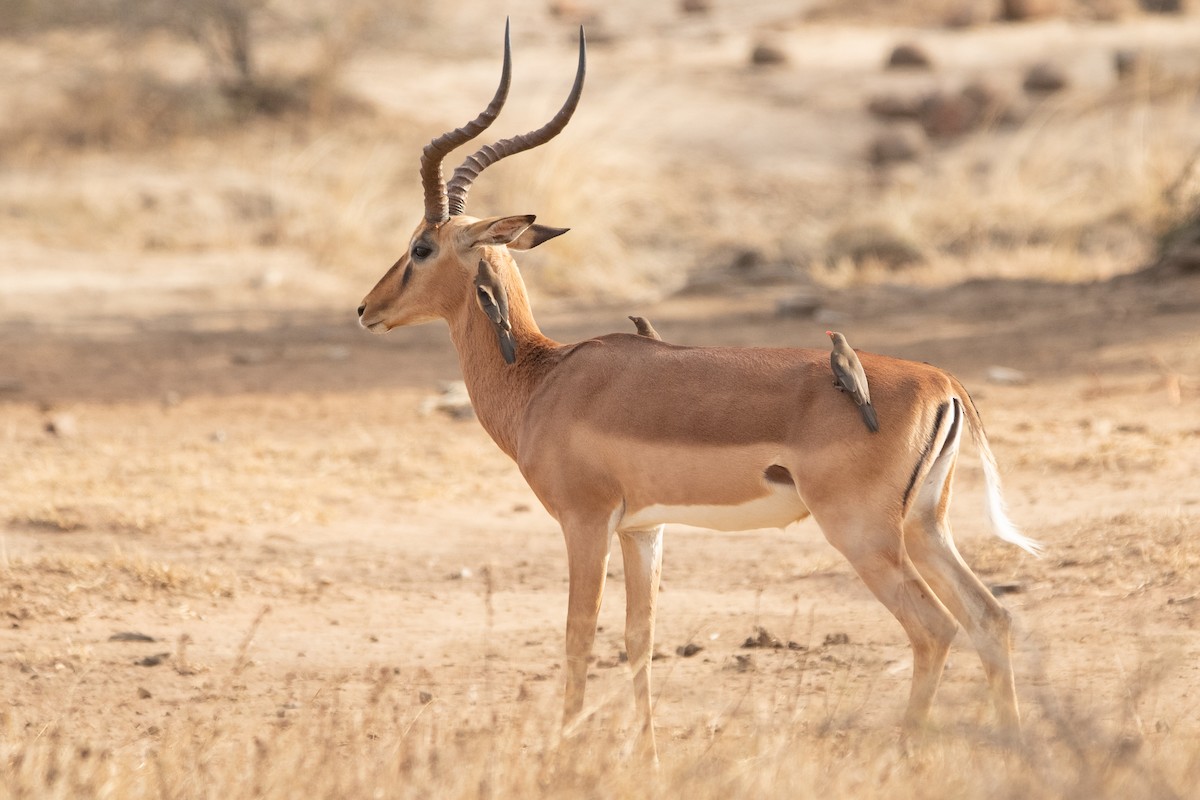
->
(0, 619), (1196, 800)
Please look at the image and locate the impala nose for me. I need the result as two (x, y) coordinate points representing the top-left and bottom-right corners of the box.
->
(357, 304), (366, 317)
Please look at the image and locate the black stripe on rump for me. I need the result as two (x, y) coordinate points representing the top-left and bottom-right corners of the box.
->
(902, 400), (950, 513)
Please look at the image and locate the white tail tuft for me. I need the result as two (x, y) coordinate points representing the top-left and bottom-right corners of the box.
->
(979, 450), (1043, 557)
(956, 391), (1044, 558)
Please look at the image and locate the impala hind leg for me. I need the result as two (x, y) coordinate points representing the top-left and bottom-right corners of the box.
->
(906, 516), (1020, 735)
(905, 470), (1021, 734)
(561, 520), (613, 731)
(818, 514), (959, 730)
(617, 526), (664, 761)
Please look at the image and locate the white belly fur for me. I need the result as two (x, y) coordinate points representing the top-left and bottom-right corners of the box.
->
(619, 482), (809, 532)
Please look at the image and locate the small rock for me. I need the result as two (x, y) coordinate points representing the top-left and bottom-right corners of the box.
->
(110, 632), (157, 643)
(866, 93), (924, 121)
(919, 91), (983, 139)
(986, 366), (1029, 386)
(676, 642), (703, 658)
(136, 653), (171, 667)
(742, 626), (783, 649)
(775, 292), (822, 318)
(231, 348), (271, 366)
(421, 381), (475, 420)
(448, 567), (473, 581)
(1113, 49), (1143, 81)
(885, 43), (932, 70)
(869, 127), (926, 167)
(1000, 0), (1062, 20)
(1139, 0), (1183, 12)
(750, 42), (788, 67)
(732, 654), (754, 672)
(823, 632), (850, 646)
(679, 0), (711, 12)
(44, 413), (78, 438)
(1023, 62), (1068, 94)
(988, 582), (1025, 597)
(418, 690), (433, 704)
(137, 686), (152, 699)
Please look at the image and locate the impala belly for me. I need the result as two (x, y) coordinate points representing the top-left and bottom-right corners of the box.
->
(600, 437), (811, 533)
(619, 481), (809, 532)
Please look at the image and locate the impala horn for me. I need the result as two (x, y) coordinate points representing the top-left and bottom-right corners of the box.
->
(419, 20), (513, 224)
(446, 27), (586, 217)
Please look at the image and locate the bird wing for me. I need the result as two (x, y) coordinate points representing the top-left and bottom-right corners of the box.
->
(831, 351), (868, 405)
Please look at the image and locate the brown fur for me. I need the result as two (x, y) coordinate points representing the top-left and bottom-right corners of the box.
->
(359, 213), (1025, 760)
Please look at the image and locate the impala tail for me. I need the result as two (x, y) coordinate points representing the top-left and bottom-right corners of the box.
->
(955, 387), (1043, 557)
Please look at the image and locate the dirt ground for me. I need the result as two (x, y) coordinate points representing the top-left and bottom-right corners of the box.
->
(2, 2), (1200, 795)
(3, 269), (1199, 759)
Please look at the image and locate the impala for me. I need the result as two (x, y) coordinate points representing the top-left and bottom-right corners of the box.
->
(357, 23), (1041, 758)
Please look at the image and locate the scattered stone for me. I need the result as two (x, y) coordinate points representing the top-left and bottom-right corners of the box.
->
(775, 291), (822, 318)
(44, 414), (78, 438)
(231, 348), (271, 366)
(885, 43), (932, 70)
(652, 650), (669, 661)
(731, 654), (754, 672)
(989, 582), (1025, 597)
(136, 653), (171, 667)
(919, 91), (982, 139)
(742, 626), (782, 649)
(418, 690), (433, 704)
(137, 687), (152, 699)
(110, 632), (157, 643)
(1023, 62), (1068, 94)
(869, 126), (926, 167)
(827, 225), (924, 269)
(986, 366), (1030, 386)
(448, 567), (473, 581)
(999, 0), (1062, 21)
(421, 381), (475, 420)
(680, 0), (711, 13)
(866, 93), (924, 121)
(1139, 0), (1183, 12)
(512, 503), (531, 513)
(676, 642), (704, 658)
(741, 626), (804, 650)
(750, 41), (788, 67)
(1113, 49), (1143, 81)
(823, 632), (850, 646)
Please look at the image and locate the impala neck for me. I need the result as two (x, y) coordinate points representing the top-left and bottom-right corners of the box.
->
(445, 254), (557, 459)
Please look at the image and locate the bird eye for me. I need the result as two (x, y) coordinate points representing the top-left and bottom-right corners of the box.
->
(411, 243), (433, 260)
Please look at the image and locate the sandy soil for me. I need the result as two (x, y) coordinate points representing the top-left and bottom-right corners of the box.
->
(1, 2), (1200, 782)
(3, 268), (1199, 755)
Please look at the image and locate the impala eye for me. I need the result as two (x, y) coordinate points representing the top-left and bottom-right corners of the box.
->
(411, 243), (433, 260)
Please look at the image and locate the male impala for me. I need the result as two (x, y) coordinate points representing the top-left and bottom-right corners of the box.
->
(358, 24), (1041, 758)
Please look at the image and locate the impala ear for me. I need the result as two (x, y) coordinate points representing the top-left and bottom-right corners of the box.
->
(509, 223), (570, 251)
(464, 214), (537, 248)
(474, 259), (517, 365)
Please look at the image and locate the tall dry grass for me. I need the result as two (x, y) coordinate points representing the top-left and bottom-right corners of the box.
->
(0, 609), (1195, 799)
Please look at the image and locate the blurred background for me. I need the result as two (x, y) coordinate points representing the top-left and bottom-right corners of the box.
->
(2, 0), (1199, 323)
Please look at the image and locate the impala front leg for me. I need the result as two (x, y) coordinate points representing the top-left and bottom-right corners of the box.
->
(561, 520), (613, 731)
(617, 526), (664, 761)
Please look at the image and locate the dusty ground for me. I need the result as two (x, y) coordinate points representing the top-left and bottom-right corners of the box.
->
(1, 2), (1200, 795)
(3, 270), (1199, 761)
